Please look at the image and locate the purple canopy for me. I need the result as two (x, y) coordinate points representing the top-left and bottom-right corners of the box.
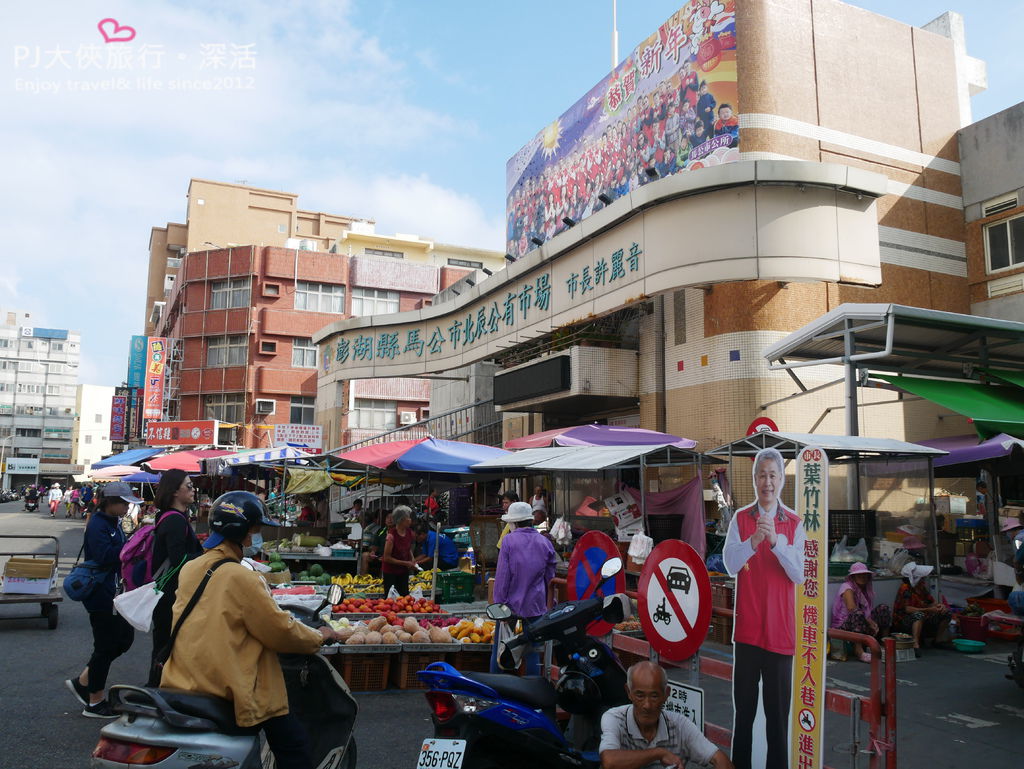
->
(505, 424), (696, 450)
(919, 433), (1024, 468)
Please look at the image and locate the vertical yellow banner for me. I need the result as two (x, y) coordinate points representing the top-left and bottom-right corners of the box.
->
(792, 446), (828, 769)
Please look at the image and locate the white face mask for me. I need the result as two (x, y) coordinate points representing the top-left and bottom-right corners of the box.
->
(250, 532), (264, 550)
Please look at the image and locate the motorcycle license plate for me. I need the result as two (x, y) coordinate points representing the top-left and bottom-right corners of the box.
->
(415, 738), (465, 769)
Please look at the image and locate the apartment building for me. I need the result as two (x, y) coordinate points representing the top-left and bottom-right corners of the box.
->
(146, 180), (504, 449)
(70, 384), (115, 472)
(0, 309), (81, 488)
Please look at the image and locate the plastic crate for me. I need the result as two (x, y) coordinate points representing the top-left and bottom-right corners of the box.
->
(329, 652), (393, 691)
(710, 580), (734, 609)
(391, 650), (456, 690)
(708, 614), (733, 645)
(454, 646), (493, 673)
(436, 570), (475, 603)
(967, 597), (1010, 614)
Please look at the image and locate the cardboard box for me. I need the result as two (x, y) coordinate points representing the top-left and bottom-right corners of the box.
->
(2, 558), (57, 595)
(4, 557), (55, 579)
(1, 575), (57, 595)
(935, 496), (968, 516)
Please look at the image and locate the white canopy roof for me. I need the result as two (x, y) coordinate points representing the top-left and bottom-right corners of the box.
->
(472, 444), (716, 472)
(709, 432), (946, 461)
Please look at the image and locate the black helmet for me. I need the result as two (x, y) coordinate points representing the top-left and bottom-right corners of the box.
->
(555, 671), (601, 715)
(205, 491), (277, 549)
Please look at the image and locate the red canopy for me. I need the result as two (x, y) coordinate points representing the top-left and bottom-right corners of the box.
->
(146, 449), (234, 473)
(333, 438), (428, 469)
(505, 424), (696, 450)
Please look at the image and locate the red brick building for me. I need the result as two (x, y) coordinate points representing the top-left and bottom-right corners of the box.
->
(156, 245), (476, 449)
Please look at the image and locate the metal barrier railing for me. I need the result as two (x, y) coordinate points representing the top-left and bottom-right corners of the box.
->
(548, 577), (897, 769)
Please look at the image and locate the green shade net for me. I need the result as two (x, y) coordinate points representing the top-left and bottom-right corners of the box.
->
(875, 374), (1024, 440)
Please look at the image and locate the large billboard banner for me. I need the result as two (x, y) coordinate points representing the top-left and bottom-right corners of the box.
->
(143, 337), (167, 420)
(505, 1), (737, 258)
(110, 395), (128, 442)
(146, 420), (218, 446)
(127, 335), (147, 389)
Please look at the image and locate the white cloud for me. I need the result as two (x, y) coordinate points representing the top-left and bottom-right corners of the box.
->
(1, 1), (501, 387)
(302, 172), (504, 249)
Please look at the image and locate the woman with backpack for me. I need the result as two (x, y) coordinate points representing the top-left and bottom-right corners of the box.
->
(147, 469), (202, 686)
(64, 482), (141, 717)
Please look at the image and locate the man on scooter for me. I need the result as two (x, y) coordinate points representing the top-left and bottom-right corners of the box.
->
(159, 491), (342, 769)
(599, 661), (733, 769)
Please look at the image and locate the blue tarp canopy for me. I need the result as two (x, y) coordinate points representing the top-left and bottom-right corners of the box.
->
(92, 447), (164, 469)
(122, 471), (162, 483)
(395, 438), (511, 475)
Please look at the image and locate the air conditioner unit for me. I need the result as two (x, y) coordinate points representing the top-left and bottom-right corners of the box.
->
(255, 399), (276, 415)
(399, 411), (417, 425)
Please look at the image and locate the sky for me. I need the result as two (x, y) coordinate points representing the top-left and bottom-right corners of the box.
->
(2, 0), (1021, 388)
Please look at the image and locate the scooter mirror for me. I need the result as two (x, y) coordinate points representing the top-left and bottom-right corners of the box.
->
(600, 557), (623, 580)
(486, 603), (513, 621)
(326, 583), (344, 606)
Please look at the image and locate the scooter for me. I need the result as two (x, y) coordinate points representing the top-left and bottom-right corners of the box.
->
(415, 557), (631, 769)
(91, 584), (358, 769)
(24, 497), (38, 512)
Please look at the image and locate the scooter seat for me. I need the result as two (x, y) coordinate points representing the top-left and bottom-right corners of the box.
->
(154, 689), (259, 735)
(463, 672), (557, 711)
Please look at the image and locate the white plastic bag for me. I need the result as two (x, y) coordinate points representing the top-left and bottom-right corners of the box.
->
(550, 516), (572, 546)
(410, 586), (424, 600)
(628, 532), (654, 564)
(387, 585), (401, 600)
(113, 583), (162, 633)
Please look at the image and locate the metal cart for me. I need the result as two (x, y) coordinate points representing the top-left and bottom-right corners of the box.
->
(0, 535), (62, 629)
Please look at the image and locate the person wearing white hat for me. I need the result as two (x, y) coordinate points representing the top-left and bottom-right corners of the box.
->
(893, 562), (949, 657)
(491, 501), (557, 675)
(47, 482), (63, 517)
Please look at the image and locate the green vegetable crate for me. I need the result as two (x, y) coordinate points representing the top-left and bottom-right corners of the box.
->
(436, 570), (474, 603)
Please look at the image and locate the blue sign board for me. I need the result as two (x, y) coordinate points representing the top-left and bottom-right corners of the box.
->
(30, 327), (69, 340)
(127, 335), (146, 389)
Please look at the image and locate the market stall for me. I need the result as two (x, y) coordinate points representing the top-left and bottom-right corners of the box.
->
(708, 431), (949, 609)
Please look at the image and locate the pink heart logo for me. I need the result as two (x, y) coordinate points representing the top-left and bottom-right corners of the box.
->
(97, 18), (136, 44)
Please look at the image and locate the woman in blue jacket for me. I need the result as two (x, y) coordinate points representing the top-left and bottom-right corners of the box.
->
(64, 481), (140, 718)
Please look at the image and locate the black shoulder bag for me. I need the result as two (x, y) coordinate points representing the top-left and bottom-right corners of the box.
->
(153, 558), (235, 677)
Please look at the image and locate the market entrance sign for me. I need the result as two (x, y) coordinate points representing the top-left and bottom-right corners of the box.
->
(314, 162), (886, 382)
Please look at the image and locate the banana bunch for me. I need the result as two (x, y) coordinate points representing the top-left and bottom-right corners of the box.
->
(409, 568), (438, 590)
(331, 573), (384, 590)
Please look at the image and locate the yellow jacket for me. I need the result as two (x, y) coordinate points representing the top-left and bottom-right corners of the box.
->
(160, 543), (323, 727)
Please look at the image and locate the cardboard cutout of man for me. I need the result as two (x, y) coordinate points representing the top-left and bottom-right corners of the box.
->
(723, 448), (806, 769)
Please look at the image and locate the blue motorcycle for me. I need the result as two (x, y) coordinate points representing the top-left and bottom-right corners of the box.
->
(415, 558), (631, 769)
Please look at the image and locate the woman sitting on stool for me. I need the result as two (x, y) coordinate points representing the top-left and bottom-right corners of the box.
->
(830, 562), (891, 662)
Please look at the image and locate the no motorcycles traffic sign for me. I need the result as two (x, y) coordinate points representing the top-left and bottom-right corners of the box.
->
(637, 539), (711, 661)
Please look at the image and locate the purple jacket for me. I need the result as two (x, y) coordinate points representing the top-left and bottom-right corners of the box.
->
(493, 527), (557, 618)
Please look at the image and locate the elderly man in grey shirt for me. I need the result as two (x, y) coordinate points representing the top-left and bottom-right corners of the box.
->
(600, 661), (733, 769)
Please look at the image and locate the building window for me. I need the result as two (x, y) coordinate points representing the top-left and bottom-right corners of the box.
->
(0, 383), (11, 392)
(51, 342), (64, 352)
(46, 385), (60, 395)
(987, 214), (1024, 273)
(365, 247), (404, 259)
(95, 413), (103, 423)
(207, 334), (247, 367)
(295, 281), (344, 313)
(47, 363), (63, 374)
(673, 290), (686, 345)
(448, 258), (483, 269)
(84, 435), (93, 444)
(205, 393), (245, 424)
(290, 396), (315, 425)
(351, 287), (399, 316)
(352, 399), (396, 430)
(210, 277), (250, 309)
(260, 340), (277, 354)
(278, 224), (287, 233)
(167, 257), (183, 269)
(16, 383), (45, 394)
(15, 428), (41, 438)
(292, 338), (317, 368)
(0, 338), (10, 348)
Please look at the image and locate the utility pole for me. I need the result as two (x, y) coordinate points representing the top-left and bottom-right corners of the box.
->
(611, 0), (620, 69)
